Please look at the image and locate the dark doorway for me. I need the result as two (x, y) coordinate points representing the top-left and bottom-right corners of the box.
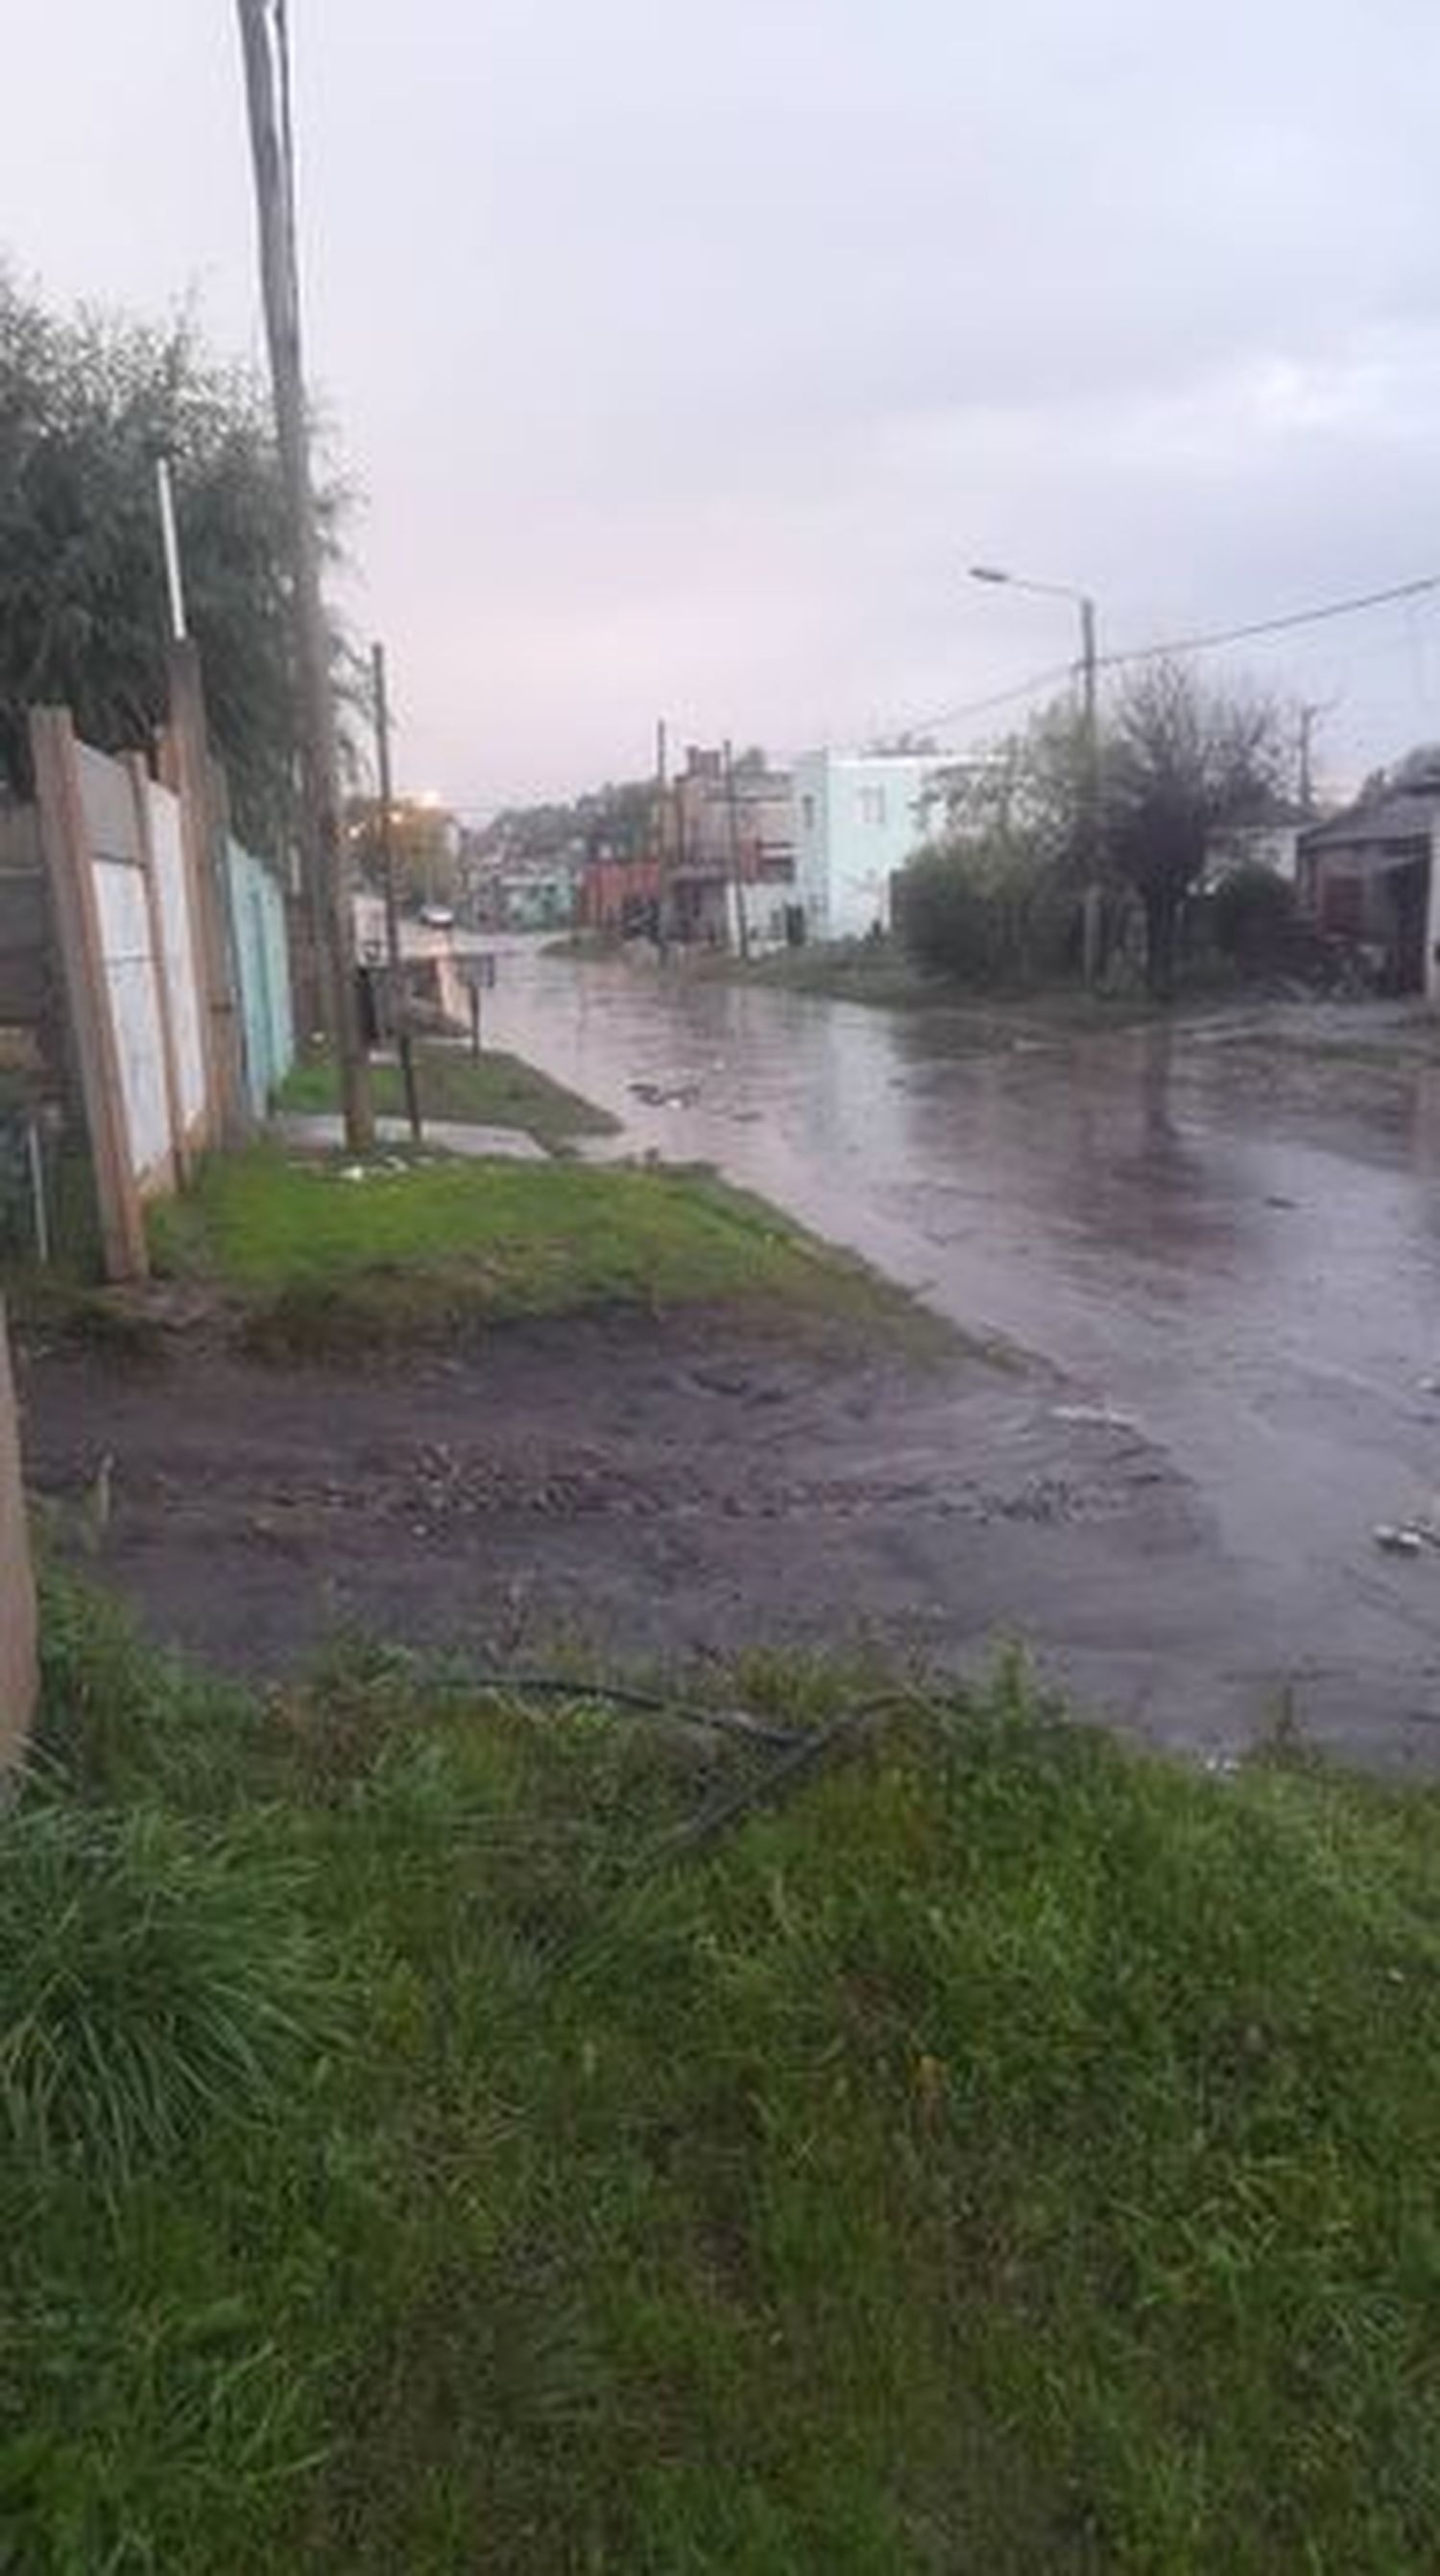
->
(1386, 855), (1429, 994)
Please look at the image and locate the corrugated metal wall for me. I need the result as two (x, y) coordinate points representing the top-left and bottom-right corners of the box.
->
(227, 840), (295, 1113)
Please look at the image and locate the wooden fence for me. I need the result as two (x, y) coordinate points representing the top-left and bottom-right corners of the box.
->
(0, 694), (295, 1280)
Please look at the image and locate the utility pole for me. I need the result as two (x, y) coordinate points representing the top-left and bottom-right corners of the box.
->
(655, 717), (669, 954)
(1298, 701), (1326, 817)
(372, 643), (421, 1143)
(970, 565), (1103, 984)
(723, 738), (751, 963)
(1078, 593), (1102, 985)
(235, 0), (372, 1150)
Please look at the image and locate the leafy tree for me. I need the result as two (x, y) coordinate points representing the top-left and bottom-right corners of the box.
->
(923, 701), (1090, 881)
(0, 274), (345, 852)
(1103, 661), (1284, 997)
(347, 796), (461, 908)
(898, 839), (1076, 985)
(479, 779), (655, 869)
(1211, 861), (1298, 969)
(900, 704), (1089, 985)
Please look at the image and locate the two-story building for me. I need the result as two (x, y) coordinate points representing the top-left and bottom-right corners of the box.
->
(790, 750), (942, 944)
(668, 746), (795, 952)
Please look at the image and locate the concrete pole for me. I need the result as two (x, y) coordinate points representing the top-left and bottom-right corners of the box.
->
(235, 0), (373, 1150)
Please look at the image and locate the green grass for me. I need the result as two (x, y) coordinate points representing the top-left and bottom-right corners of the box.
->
(7, 1583), (1440, 2569)
(148, 1145), (932, 1356)
(705, 941), (1226, 1028)
(276, 1043), (619, 1151)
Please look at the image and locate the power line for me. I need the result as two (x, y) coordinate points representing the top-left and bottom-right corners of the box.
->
(902, 569), (1440, 747)
(902, 657), (1079, 737)
(1095, 572), (1440, 673)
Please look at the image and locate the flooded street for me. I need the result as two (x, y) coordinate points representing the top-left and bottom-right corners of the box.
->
(488, 946), (1440, 1767)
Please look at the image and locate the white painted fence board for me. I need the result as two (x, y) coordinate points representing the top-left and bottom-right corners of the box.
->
(76, 740), (142, 865)
(148, 782), (206, 1135)
(94, 857), (172, 1186)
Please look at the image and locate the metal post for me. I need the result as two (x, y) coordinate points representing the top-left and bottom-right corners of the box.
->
(1079, 594), (1103, 986)
(156, 458), (188, 643)
(372, 642), (421, 1143)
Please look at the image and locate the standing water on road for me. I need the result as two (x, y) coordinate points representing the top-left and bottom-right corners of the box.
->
(488, 943), (1440, 1767)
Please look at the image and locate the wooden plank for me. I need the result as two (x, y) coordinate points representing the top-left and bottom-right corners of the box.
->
(0, 1297), (36, 1771)
(30, 708), (148, 1282)
(0, 871), (48, 948)
(0, 954), (49, 1020)
(0, 804), (41, 873)
(126, 755), (187, 1186)
(163, 643), (250, 1145)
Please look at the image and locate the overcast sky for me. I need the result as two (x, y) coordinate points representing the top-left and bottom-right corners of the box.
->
(5, 0), (1439, 808)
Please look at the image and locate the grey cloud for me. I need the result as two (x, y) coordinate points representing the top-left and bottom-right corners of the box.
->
(3, 0), (1440, 798)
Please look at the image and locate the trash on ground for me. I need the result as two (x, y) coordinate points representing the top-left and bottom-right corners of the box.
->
(629, 1078), (701, 1109)
(1052, 1403), (1139, 1432)
(1373, 1524), (1426, 1557)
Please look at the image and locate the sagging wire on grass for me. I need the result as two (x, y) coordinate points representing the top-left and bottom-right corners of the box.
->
(458, 1672), (800, 1751)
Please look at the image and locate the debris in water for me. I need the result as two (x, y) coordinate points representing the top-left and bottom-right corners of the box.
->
(1373, 1524), (1425, 1557)
(629, 1078), (701, 1109)
(1052, 1403), (1139, 1433)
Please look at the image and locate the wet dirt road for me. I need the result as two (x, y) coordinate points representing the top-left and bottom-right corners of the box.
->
(486, 950), (1440, 1769)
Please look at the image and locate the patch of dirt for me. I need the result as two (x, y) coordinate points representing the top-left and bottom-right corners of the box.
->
(16, 1310), (1219, 1738)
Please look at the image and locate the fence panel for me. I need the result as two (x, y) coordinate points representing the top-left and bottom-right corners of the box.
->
(228, 841), (295, 1111)
(148, 780), (207, 1142)
(76, 740), (176, 1198)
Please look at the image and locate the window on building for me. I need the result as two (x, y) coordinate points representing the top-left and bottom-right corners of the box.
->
(801, 794), (816, 831)
(858, 786), (888, 826)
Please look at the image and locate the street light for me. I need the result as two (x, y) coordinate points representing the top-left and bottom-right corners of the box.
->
(969, 562), (1103, 980)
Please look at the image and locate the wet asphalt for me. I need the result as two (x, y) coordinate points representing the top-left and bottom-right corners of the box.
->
(486, 949), (1440, 1771)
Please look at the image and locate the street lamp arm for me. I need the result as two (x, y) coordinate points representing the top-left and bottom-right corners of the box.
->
(968, 563), (1092, 611)
(968, 559), (1104, 985)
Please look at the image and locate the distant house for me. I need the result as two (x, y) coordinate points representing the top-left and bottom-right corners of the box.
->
(1296, 762), (1440, 998)
(668, 747), (795, 953)
(1206, 804), (1308, 888)
(791, 750), (941, 943)
(580, 854), (662, 940)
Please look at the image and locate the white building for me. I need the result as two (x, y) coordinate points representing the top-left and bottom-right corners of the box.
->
(791, 750), (942, 943)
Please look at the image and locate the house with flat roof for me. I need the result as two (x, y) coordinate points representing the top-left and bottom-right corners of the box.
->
(790, 750), (940, 943)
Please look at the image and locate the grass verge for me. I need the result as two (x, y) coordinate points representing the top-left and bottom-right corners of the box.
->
(276, 1042), (619, 1151)
(695, 940), (1235, 1029)
(147, 1146), (938, 1357)
(6, 1579), (1440, 2569)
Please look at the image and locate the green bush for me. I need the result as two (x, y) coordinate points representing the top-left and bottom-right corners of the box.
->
(1211, 862), (1298, 966)
(898, 846), (1078, 986)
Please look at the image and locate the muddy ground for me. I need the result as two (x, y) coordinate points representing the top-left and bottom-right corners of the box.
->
(17, 1309), (1253, 1756)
